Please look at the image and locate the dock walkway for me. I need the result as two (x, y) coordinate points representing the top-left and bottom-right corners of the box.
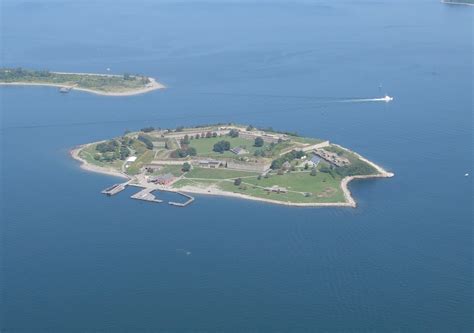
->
(169, 192), (195, 207)
(131, 188), (163, 203)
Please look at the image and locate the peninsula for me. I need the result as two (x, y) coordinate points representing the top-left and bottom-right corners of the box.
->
(71, 124), (393, 207)
(0, 68), (165, 96)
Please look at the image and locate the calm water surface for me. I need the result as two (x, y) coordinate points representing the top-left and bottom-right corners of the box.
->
(1, 0), (472, 331)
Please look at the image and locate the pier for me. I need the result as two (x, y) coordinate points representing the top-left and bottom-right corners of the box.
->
(102, 183), (127, 196)
(101, 181), (194, 207)
(131, 188), (163, 203)
(168, 192), (195, 207)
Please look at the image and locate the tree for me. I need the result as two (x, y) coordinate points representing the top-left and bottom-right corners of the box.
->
(254, 137), (264, 147)
(195, 134), (200, 139)
(187, 147), (197, 156)
(137, 135), (153, 150)
(212, 132), (218, 138)
(213, 140), (231, 153)
(182, 162), (191, 172)
(181, 134), (190, 145)
(234, 178), (242, 186)
(206, 132), (212, 138)
(171, 147), (196, 158)
(141, 126), (154, 133)
(119, 145), (130, 160)
(246, 125), (254, 131)
(229, 129), (239, 138)
(304, 163), (309, 170)
(310, 168), (317, 176)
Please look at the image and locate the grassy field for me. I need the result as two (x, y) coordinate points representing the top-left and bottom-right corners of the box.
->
(244, 171), (342, 194)
(125, 150), (155, 175)
(79, 144), (123, 170)
(172, 178), (220, 189)
(1, 68), (150, 93)
(184, 167), (258, 179)
(218, 177), (344, 203)
(174, 166), (345, 203)
(151, 165), (184, 177)
(188, 136), (264, 157)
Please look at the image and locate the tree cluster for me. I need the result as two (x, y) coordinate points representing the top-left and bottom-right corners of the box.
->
(213, 140), (231, 153)
(137, 135), (154, 150)
(270, 150), (305, 170)
(171, 147), (197, 158)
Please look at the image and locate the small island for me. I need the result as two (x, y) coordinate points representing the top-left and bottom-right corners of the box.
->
(71, 124), (393, 207)
(442, 0), (474, 5)
(0, 68), (165, 96)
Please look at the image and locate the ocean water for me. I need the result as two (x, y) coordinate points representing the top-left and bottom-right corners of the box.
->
(1, 0), (472, 331)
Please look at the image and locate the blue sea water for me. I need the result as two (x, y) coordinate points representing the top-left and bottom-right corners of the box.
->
(1, 0), (472, 331)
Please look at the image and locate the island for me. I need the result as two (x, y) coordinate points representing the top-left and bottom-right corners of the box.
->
(71, 124), (394, 207)
(0, 68), (165, 96)
(442, 0), (474, 5)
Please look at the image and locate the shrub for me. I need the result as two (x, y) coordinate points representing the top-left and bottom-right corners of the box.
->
(254, 137), (264, 147)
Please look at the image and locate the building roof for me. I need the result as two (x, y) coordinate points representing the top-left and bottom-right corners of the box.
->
(126, 156), (137, 162)
(310, 156), (321, 164)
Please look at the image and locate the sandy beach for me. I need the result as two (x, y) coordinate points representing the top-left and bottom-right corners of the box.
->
(0, 76), (165, 96)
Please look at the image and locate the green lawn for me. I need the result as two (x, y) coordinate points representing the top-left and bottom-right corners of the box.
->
(125, 150), (155, 175)
(188, 136), (264, 157)
(244, 171), (344, 199)
(184, 167), (258, 180)
(218, 178), (344, 203)
(78, 144), (123, 170)
(176, 168), (345, 203)
(151, 165), (184, 177)
(171, 178), (220, 189)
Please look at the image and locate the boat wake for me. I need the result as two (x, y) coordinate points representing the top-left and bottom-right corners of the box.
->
(339, 95), (394, 103)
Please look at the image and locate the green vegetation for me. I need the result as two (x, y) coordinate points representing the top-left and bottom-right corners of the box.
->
(125, 150), (154, 175)
(213, 140), (231, 153)
(184, 168), (258, 180)
(271, 150), (305, 169)
(170, 147), (197, 158)
(182, 162), (191, 172)
(76, 124), (388, 206)
(137, 134), (153, 150)
(1, 68), (153, 93)
(254, 137), (264, 147)
(323, 145), (377, 177)
(189, 136), (265, 157)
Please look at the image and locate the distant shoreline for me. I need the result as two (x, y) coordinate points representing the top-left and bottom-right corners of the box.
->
(0, 71), (166, 96)
(441, 0), (474, 6)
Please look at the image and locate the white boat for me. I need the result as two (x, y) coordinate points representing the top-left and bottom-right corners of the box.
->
(382, 95), (394, 102)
